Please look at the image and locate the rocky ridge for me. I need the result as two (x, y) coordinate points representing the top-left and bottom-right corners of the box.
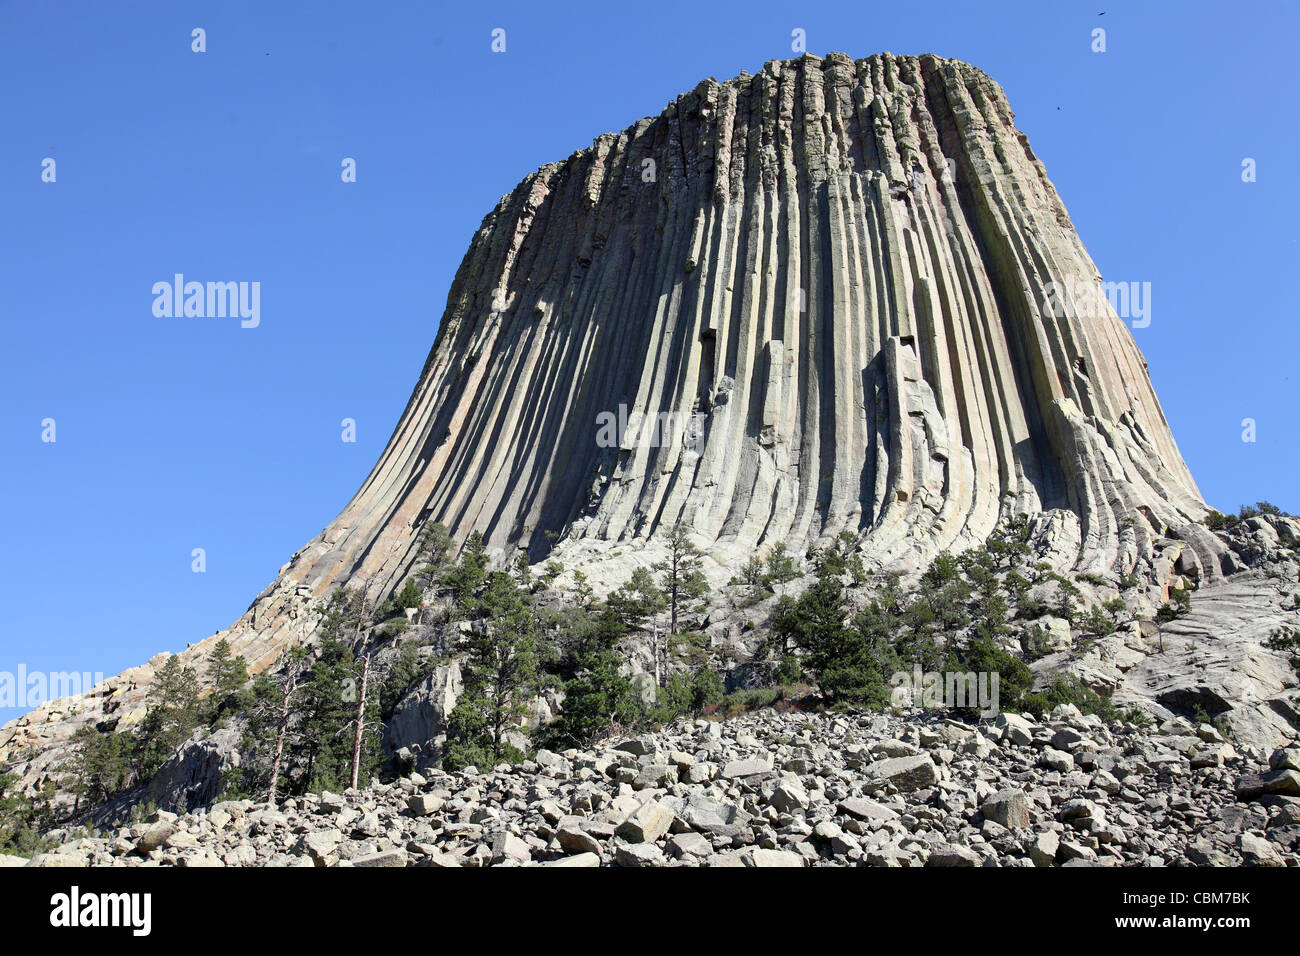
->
(12, 707), (1299, 868)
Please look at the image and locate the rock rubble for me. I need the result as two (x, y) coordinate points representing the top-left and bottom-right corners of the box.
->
(14, 708), (1298, 868)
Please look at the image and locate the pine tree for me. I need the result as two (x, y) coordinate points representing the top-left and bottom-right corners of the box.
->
(544, 603), (642, 749)
(297, 633), (363, 792)
(443, 531), (489, 609)
(413, 521), (454, 593)
(570, 568), (594, 608)
(264, 650), (308, 804)
(764, 541), (800, 595)
(608, 565), (668, 685)
(135, 655), (203, 778)
(987, 513), (1032, 569)
(295, 586), (378, 792)
(207, 638), (249, 717)
(654, 524), (709, 636)
(740, 554), (767, 592)
(444, 571), (540, 770)
(393, 578), (423, 612)
(0, 773), (47, 856)
(63, 726), (132, 811)
(227, 649), (308, 804)
(772, 560), (886, 707)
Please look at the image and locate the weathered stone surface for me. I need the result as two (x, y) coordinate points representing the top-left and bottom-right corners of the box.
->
(721, 756), (774, 780)
(615, 800), (675, 844)
(351, 849), (408, 868)
(490, 833), (532, 864)
(145, 728), (242, 814)
(744, 848), (805, 868)
(926, 845), (982, 867)
(863, 755), (938, 792)
(1236, 768), (1300, 800)
(384, 663), (463, 762)
(1029, 831), (1060, 867)
(982, 789), (1030, 829)
(614, 842), (665, 867)
(838, 797), (898, 823)
(407, 794), (444, 817)
(134, 821), (176, 854)
(556, 827), (602, 857)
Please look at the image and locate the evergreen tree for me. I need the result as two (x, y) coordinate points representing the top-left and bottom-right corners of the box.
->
(0, 773), (48, 856)
(207, 638), (249, 717)
(135, 655), (203, 778)
(608, 565), (668, 685)
(764, 542), (801, 595)
(543, 604), (642, 749)
(64, 726), (132, 810)
(295, 586), (380, 792)
(773, 560), (886, 707)
(297, 633), (366, 792)
(740, 554), (767, 594)
(570, 569), (594, 609)
(444, 571), (540, 770)
(607, 566), (665, 630)
(413, 521), (454, 593)
(227, 653), (307, 803)
(987, 513), (1032, 569)
(897, 555), (971, 670)
(389, 578), (423, 617)
(442, 531), (489, 609)
(653, 523), (709, 636)
(957, 636), (1034, 713)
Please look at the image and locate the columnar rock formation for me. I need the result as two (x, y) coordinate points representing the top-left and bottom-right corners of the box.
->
(2, 52), (1229, 775)
(272, 51), (1214, 602)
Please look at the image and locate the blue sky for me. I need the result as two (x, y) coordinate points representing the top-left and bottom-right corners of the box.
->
(2, 0), (1297, 723)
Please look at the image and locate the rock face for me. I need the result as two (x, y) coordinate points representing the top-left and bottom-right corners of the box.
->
(214, 50), (1216, 672)
(383, 662), (463, 767)
(0, 52), (1247, 795)
(145, 728), (243, 814)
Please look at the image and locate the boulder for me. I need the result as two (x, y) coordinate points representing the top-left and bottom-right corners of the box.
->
(981, 789), (1030, 829)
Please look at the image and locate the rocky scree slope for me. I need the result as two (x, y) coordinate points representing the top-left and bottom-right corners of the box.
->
(11, 707), (1300, 869)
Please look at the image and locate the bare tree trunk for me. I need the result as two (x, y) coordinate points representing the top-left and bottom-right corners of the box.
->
(351, 581), (371, 653)
(268, 667), (297, 806)
(348, 654), (370, 790)
(652, 625), (662, 688)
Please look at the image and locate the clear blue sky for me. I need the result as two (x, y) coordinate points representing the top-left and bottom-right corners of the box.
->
(2, 0), (1297, 724)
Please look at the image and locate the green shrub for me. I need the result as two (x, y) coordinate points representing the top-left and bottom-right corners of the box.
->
(720, 687), (784, 718)
(1033, 672), (1120, 722)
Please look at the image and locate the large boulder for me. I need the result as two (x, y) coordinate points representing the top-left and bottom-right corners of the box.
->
(863, 755), (939, 792)
(145, 727), (242, 813)
(982, 789), (1031, 829)
(383, 661), (462, 763)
